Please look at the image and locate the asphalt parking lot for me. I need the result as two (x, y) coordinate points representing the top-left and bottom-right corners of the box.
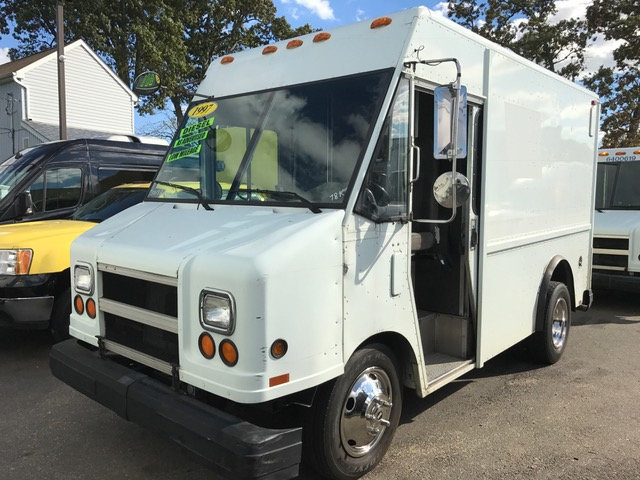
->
(1, 289), (639, 480)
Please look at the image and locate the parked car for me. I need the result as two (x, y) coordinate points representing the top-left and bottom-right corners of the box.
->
(0, 139), (166, 224)
(0, 183), (150, 340)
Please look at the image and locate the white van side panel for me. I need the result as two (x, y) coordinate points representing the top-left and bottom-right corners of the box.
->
(475, 49), (596, 364)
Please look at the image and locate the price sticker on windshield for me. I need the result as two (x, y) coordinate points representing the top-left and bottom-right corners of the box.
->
(188, 102), (218, 118)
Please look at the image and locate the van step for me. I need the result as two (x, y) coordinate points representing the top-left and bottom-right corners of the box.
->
(425, 353), (472, 384)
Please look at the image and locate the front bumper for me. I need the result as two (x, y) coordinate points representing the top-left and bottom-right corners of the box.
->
(0, 273), (57, 327)
(50, 340), (302, 480)
(592, 271), (640, 292)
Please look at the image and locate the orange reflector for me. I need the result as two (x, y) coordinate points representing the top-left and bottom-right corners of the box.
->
(86, 298), (96, 319)
(220, 339), (238, 366)
(199, 332), (215, 359)
(616, 151), (626, 155)
(269, 373), (290, 387)
(287, 39), (303, 49)
(74, 295), (84, 315)
(598, 152), (609, 157)
(370, 17), (392, 29)
(220, 56), (234, 64)
(270, 339), (288, 359)
(313, 32), (331, 43)
(262, 45), (277, 55)
(15, 249), (32, 274)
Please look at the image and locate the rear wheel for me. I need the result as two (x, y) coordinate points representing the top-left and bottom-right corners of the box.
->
(50, 288), (71, 343)
(306, 344), (402, 479)
(531, 281), (571, 364)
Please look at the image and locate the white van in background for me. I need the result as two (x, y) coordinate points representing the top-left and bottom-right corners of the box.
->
(593, 147), (640, 291)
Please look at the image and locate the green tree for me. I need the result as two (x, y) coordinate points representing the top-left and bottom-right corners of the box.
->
(585, 0), (640, 146)
(447, 0), (588, 79)
(0, 0), (311, 124)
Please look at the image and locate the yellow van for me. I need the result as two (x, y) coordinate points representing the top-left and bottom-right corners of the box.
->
(0, 183), (150, 340)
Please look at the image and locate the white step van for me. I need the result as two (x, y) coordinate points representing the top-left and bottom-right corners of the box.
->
(50, 7), (598, 479)
(593, 147), (640, 291)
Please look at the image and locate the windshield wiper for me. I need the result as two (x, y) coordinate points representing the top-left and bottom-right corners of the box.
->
(152, 180), (213, 211)
(240, 188), (321, 214)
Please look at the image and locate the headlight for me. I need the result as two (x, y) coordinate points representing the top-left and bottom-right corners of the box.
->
(200, 289), (235, 335)
(74, 263), (94, 295)
(0, 249), (33, 275)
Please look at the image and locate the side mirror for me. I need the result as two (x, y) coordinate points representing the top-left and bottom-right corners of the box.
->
(433, 85), (467, 159)
(133, 71), (161, 95)
(14, 191), (33, 218)
(433, 172), (470, 208)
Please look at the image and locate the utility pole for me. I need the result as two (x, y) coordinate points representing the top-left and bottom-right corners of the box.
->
(56, 1), (67, 140)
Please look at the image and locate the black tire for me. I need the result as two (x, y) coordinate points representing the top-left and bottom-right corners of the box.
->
(305, 344), (402, 480)
(531, 281), (571, 364)
(50, 288), (71, 343)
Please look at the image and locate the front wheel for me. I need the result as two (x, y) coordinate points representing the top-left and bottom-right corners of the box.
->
(306, 344), (402, 480)
(531, 281), (571, 364)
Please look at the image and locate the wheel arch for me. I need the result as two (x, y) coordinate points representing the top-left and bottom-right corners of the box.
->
(356, 331), (421, 390)
(535, 255), (575, 332)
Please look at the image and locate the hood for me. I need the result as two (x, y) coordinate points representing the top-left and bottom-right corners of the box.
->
(0, 219), (95, 274)
(75, 202), (345, 278)
(594, 210), (640, 236)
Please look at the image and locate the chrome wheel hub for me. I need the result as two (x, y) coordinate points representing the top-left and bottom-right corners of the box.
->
(551, 296), (568, 349)
(339, 366), (393, 458)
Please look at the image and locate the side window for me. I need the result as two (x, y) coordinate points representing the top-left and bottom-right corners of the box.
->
(98, 168), (156, 194)
(27, 167), (83, 212)
(355, 79), (409, 221)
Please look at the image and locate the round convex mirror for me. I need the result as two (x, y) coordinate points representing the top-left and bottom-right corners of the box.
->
(433, 171), (470, 208)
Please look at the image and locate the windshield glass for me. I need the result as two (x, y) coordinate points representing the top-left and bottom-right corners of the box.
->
(148, 70), (392, 208)
(596, 161), (640, 209)
(72, 185), (148, 222)
(0, 147), (44, 201)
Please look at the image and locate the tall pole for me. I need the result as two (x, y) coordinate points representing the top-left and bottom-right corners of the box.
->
(56, 1), (67, 140)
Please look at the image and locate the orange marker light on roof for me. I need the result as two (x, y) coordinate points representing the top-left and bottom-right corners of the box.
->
(262, 45), (277, 55)
(220, 56), (234, 64)
(287, 39), (303, 49)
(370, 17), (392, 29)
(616, 151), (626, 155)
(313, 32), (331, 43)
(634, 150), (640, 155)
(598, 152), (609, 157)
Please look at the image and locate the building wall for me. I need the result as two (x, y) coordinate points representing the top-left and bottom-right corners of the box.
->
(19, 43), (135, 135)
(0, 80), (44, 160)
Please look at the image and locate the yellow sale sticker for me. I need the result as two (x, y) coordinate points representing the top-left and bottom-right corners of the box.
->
(188, 102), (218, 118)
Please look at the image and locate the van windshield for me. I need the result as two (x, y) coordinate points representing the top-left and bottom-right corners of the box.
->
(595, 161), (640, 210)
(147, 70), (392, 209)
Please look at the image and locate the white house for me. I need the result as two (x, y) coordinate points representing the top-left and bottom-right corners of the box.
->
(0, 39), (138, 160)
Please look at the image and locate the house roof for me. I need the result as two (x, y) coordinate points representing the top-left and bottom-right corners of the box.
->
(0, 47), (55, 78)
(0, 39), (137, 101)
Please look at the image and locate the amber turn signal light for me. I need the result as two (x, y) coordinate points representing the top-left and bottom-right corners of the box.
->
(199, 332), (216, 359)
(220, 339), (238, 366)
(74, 295), (84, 315)
(86, 298), (96, 319)
(270, 339), (288, 359)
